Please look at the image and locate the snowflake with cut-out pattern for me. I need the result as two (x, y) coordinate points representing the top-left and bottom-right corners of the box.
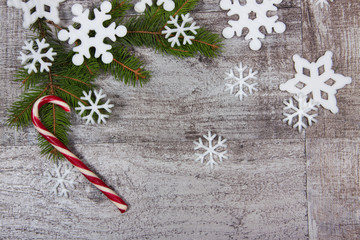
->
(58, 1), (127, 65)
(45, 161), (77, 198)
(219, 0), (286, 50)
(310, 0), (334, 8)
(225, 62), (258, 101)
(280, 51), (352, 114)
(75, 89), (114, 125)
(7, 0), (65, 28)
(194, 131), (227, 169)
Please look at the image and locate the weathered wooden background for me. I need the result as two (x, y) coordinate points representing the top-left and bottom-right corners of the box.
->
(1, 0), (359, 239)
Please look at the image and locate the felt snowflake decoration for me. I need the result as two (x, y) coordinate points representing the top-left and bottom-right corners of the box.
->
(283, 93), (319, 133)
(194, 131), (228, 169)
(7, 0), (65, 28)
(75, 89), (114, 125)
(19, 38), (57, 74)
(58, 1), (127, 66)
(225, 62), (258, 101)
(134, 0), (175, 13)
(44, 161), (77, 198)
(219, 0), (286, 51)
(310, 0), (334, 8)
(280, 51), (352, 114)
(161, 13), (200, 47)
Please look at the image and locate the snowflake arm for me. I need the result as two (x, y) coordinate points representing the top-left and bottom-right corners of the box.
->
(224, 63), (258, 101)
(280, 51), (352, 114)
(19, 39), (57, 74)
(134, 0), (175, 13)
(161, 13), (200, 47)
(194, 131), (228, 169)
(7, 0), (65, 29)
(220, 0), (286, 51)
(283, 94), (319, 133)
(44, 162), (77, 198)
(58, 1), (127, 65)
(75, 89), (114, 125)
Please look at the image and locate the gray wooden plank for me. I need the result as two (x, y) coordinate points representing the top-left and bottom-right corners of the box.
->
(301, 0), (360, 239)
(1, 138), (308, 239)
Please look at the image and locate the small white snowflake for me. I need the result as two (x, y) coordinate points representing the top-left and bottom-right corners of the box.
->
(283, 93), (319, 133)
(134, 0), (175, 13)
(310, 0), (334, 8)
(220, 0), (286, 51)
(7, 0), (65, 29)
(58, 1), (127, 66)
(75, 89), (114, 125)
(161, 13), (200, 47)
(19, 38), (57, 74)
(194, 131), (227, 169)
(280, 51), (352, 114)
(225, 63), (258, 101)
(44, 161), (77, 198)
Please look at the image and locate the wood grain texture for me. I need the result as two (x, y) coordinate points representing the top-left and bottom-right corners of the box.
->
(0, 0), (359, 239)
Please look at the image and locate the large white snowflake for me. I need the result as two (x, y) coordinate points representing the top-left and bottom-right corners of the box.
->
(194, 131), (227, 169)
(310, 0), (334, 8)
(283, 93), (319, 133)
(19, 38), (57, 74)
(7, 0), (64, 28)
(44, 161), (77, 198)
(134, 0), (175, 13)
(161, 13), (200, 47)
(219, 0), (286, 51)
(58, 1), (127, 66)
(75, 89), (114, 125)
(225, 62), (258, 101)
(280, 51), (352, 114)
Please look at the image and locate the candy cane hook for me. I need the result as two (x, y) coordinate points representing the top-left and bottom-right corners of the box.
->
(32, 95), (128, 213)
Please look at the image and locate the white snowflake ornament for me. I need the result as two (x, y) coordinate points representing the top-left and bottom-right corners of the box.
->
(58, 1), (127, 66)
(311, 0), (334, 8)
(280, 51), (352, 114)
(283, 93), (319, 133)
(225, 63), (258, 101)
(7, 0), (65, 29)
(45, 161), (77, 198)
(220, 0), (286, 51)
(161, 13), (200, 47)
(134, 0), (175, 13)
(19, 38), (57, 74)
(75, 89), (114, 125)
(194, 131), (228, 169)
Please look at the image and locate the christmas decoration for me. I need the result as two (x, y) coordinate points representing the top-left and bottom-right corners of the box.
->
(19, 38), (57, 74)
(58, 1), (128, 65)
(32, 95), (128, 212)
(310, 0), (334, 8)
(75, 89), (114, 125)
(194, 131), (227, 169)
(283, 93), (319, 133)
(280, 51), (352, 114)
(161, 13), (200, 47)
(134, 0), (175, 13)
(7, 0), (65, 28)
(219, 0), (286, 51)
(224, 62), (258, 101)
(7, 0), (222, 159)
(45, 161), (78, 198)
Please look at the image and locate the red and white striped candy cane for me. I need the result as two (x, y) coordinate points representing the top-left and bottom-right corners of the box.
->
(32, 95), (128, 213)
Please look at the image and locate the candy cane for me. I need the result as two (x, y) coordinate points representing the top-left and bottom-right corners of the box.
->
(32, 95), (128, 213)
